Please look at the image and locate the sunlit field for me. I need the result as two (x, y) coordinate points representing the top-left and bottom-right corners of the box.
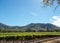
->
(0, 32), (60, 37)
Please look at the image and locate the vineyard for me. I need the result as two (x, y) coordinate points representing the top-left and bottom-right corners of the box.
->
(0, 32), (60, 37)
(0, 32), (59, 43)
(0, 32), (60, 40)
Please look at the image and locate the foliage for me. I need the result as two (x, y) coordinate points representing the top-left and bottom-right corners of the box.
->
(0, 32), (60, 37)
(0, 32), (60, 40)
(42, 0), (60, 6)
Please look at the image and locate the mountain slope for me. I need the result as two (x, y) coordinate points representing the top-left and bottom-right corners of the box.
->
(0, 23), (59, 32)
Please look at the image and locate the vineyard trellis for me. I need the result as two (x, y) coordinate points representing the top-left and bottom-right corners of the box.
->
(0, 35), (59, 43)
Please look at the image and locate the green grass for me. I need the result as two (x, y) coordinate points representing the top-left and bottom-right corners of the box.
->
(0, 32), (60, 37)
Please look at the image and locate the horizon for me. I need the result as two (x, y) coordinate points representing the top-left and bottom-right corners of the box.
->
(0, 0), (60, 27)
(0, 22), (58, 27)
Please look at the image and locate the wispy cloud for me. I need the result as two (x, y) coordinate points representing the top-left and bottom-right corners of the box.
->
(51, 16), (60, 27)
(31, 12), (38, 16)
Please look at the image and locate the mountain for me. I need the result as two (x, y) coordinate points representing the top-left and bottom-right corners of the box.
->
(25, 23), (58, 29)
(0, 23), (60, 32)
(0, 23), (9, 29)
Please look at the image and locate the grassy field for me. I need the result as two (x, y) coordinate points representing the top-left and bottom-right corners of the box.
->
(0, 32), (60, 37)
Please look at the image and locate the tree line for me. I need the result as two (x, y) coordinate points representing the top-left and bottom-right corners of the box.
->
(0, 28), (60, 32)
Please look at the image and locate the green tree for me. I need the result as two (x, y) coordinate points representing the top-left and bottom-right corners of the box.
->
(42, 0), (60, 10)
(42, 0), (60, 6)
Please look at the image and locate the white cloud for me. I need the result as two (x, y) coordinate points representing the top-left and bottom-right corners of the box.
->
(31, 12), (37, 16)
(51, 16), (60, 27)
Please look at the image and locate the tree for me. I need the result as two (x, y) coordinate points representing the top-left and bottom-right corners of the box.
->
(42, 0), (60, 6)
(42, 0), (60, 10)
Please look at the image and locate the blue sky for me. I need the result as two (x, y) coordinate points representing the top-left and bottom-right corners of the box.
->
(0, 0), (60, 26)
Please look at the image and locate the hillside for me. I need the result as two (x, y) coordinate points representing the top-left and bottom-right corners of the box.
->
(0, 23), (60, 32)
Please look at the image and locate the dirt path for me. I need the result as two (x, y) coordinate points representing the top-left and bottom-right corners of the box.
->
(42, 37), (60, 43)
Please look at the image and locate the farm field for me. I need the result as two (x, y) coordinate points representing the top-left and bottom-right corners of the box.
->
(0, 32), (60, 37)
(0, 32), (60, 43)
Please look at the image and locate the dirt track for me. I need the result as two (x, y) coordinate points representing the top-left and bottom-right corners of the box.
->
(42, 37), (60, 43)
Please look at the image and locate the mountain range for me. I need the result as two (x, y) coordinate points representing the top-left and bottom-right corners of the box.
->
(0, 23), (60, 32)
